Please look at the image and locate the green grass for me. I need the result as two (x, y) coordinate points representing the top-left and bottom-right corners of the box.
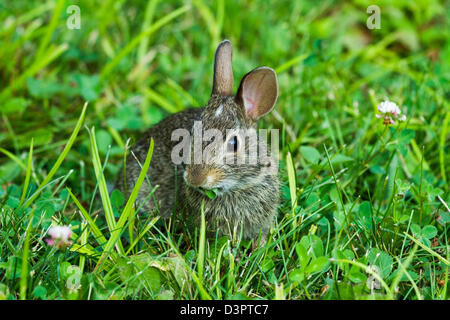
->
(0, 0), (449, 300)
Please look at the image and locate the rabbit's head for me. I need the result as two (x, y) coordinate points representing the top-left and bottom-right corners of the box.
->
(183, 40), (279, 196)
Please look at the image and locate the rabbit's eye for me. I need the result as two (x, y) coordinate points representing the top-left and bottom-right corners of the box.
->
(227, 136), (238, 153)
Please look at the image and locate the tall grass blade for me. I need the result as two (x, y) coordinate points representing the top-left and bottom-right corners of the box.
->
(95, 138), (155, 271)
(439, 111), (449, 182)
(197, 201), (207, 282)
(100, 5), (190, 80)
(0, 43), (68, 102)
(67, 188), (108, 246)
(137, 0), (159, 61)
(23, 102), (87, 207)
(19, 139), (33, 207)
(35, 0), (65, 60)
(19, 209), (34, 300)
(87, 126), (124, 254)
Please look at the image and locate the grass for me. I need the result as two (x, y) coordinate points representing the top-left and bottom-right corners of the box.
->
(0, 0), (449, 300)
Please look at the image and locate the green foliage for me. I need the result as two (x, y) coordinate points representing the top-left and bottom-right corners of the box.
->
(0, 0), (448, 300)
(116, 253), (162, 296)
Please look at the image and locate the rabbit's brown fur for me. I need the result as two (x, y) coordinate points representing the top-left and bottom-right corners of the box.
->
(119, 40), (279, 240)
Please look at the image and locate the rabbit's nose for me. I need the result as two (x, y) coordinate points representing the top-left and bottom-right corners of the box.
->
(185, 165), (208, 187)
(185, 165), (224, 189)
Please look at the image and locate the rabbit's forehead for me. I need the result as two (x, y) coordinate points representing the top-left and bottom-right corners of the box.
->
(201, 95), (247, 131)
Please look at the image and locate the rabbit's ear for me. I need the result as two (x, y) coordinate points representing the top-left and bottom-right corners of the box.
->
(212, 40), (233, 96)
(236, 67), (278, 120)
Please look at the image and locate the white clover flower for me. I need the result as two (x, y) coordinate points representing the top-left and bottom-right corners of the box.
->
(376, 100), (406, 125)
(46, 225), (72, 249)
(377, 101), (401, 115)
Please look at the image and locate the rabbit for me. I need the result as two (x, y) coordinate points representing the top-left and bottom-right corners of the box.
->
(119, 40), (279, 241)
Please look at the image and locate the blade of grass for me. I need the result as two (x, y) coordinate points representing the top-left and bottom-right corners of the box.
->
(439, 111), (449, 182)
(70, 243), (98, 257)
(332, 258), (393, 298)
(390, 242), (418, 296)
(100, 5), (190, 81)
(410, 139), (430, 171)
(214, 241), (227, 299)
(19, 209), (34, 300)
(51, 169), (74, 197)
(274, 283), (285, 300)
(0, 43), (68, 102)
(19, 138), (33, 207)
(143, 87), (178, 113)
(0, 148), (26, 171)
(226, 240), (235, 295)
(0, 2), (54, 37)
(34, 0), (65, 60)
(79, 160), (86, 201)
(286, 151), (299, 242)
(78, 220), (89, 273)
(286, 151), (297, 211)
(216, 0), (225, 40)
(87, 126), (124, 255)
(95, 138), (155, 272)
(107, 126), (124, 149)
(393, 251), (422, 299)
(166, 235), (212, 300)
(125, 217), (159, 255)
(23, 102), (87, 207)
(127, 204), (136, 252)
(166, 78), (199, 108)
(67, 188), (107, 246)
(404, 232), (450, 266)
(192, 0), (220, 50)
(324, 145), (350, 250)
(197, 201), (206, 282)
(137, 0), (159, 61)
(275, 53), (309, 74)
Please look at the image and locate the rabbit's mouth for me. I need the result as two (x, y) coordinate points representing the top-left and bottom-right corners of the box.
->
(184, 174), (227, 198)
(183, 166), (227, 196)
(197, 186), (225, 199)
(186, 184), (226, 199)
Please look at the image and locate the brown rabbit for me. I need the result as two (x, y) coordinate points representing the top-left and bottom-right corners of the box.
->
(119, 40), (279, 240)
